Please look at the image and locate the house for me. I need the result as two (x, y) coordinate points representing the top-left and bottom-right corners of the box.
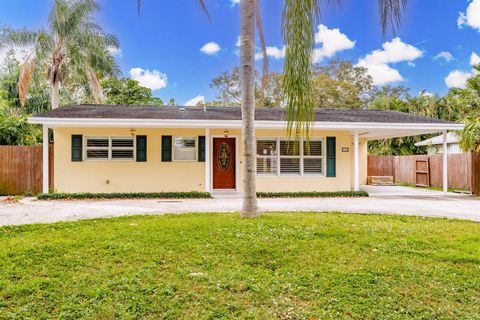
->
(28, 105), (464, 195)
(415, 132), (462, 154)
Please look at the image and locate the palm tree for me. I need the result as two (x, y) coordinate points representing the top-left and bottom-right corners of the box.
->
(138, 0), (407, 218)
(0, 0), (120, 109)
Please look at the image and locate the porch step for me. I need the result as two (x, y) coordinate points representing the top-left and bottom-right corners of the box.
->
(211, 190), (242, 199)
(367, 176), (395, 186)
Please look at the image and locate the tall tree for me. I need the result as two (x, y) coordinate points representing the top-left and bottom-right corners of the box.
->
(313, 59), (373, 108)
(102, 78), (164, 105)
(0, 0), (120, 110)
(209, 66), (283, 107)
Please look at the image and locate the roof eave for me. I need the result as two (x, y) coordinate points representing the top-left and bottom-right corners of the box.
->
(28, 117), (464, 131)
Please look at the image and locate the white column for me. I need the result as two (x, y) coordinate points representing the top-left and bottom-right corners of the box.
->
(42, 125), (49, 194)
(205, 128), (210, 192)
(353, 131), (359, 191)
(443, 130), (448, 194)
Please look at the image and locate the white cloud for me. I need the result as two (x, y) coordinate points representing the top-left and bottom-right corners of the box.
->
(107, 46), (122, 57)
(470, 52), (480, 66)
(252, 24), (354, 62)
(313, 24), (355, 63)
(434, 51), (454, 62)
(458, 0), (480, 31)
(230, 0), (240, 6)
(128, 67), (167, 91)
(445, 70), (471, 88)
(255, 46), (286, 60)
(356, 37), (423, 86)
(185, 95), (205, 106)
(419, 91), (434, 97)
(200, 42), (221, 55)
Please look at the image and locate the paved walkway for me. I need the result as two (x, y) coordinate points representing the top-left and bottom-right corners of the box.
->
(0, 186), (478, 226)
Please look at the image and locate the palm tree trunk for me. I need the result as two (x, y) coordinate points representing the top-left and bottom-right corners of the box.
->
(50, 79), (60, 110)
(240, 0), (259, 217)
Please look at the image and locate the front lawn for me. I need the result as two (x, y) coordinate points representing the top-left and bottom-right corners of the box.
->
(1, 212), (479, 319)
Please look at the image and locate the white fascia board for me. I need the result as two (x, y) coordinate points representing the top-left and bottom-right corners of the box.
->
(28, 117), (465, 131)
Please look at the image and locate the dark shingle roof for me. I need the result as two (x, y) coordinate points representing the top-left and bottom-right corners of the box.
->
(32, 104), (452, 124)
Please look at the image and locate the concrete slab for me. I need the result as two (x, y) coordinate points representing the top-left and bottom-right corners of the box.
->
(0, 186), (478, 226)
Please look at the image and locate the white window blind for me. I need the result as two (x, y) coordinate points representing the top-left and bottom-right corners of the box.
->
(85, 136), (135, 161)
(280, 140), (300, 175)
(256, 140), (277, 175)
(111, 137), (134, 160)
(303, 140), (324, 175)
(86, 137), (109, 160)
(256, 138), (325, 176)
(173, 137), (197, 161)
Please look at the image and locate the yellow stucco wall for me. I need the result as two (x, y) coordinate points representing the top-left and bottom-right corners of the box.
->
(53, 127), (368, 193)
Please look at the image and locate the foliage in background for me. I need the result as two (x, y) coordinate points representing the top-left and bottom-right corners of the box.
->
(208, 66), (283, 107)
(313, 60), (373, 109)
(0, 107), (41, 145)
(101, 78), (164, 105)
(452, 65), (480, 152)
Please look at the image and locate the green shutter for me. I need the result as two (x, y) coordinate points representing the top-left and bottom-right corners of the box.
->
(198, 136), (206, 162)
(71, 135), (83, 162)
(161, 135), (172, 162)
(136, 135), (147, 162)
(326, 137), (336, 177)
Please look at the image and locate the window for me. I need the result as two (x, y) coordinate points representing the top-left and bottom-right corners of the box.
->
(111, 137), (134, 160)
(280, 140), (300, 175)
(86, 137), (109, 160)
(256, 138), (325, 176)
(257, 139), (277, 175)
(85, 136), (135, 161)
(303, 140), (324, 175)
(173, 137), (197, 161)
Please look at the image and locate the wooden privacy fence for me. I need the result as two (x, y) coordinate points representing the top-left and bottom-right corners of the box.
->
(0, 145), (53, 195)
(368, 152), (480, 195)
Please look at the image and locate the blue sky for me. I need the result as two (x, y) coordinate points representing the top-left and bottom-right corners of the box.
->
(2, 0), (480, 105)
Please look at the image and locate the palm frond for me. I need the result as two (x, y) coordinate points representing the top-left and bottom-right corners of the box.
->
(378, 0), (407, 36)
(86, 64), (104, 104)
(282, 0), (319, 142)
(254, 0), (268, 89)
(18, 57), (36, 106)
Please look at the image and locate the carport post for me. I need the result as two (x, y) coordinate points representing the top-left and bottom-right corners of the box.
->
(205, 128), (210, 192)
(354, 131), (359, 191)
(443, 130), (448, 194)
(42, 125), (49, 194)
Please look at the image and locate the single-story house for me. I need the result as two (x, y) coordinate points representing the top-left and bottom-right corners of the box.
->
(415, 132), (462, 154)
(28, 105), (464, 195)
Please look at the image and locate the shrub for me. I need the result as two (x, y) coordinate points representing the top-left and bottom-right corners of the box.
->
(38, 191), (212, 200)
(256, 191), (369, 198)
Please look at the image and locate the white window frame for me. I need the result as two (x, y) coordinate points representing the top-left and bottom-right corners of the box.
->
(256, 139), (278, 176)
(84, 136), (136, 161)
(256, 137), (326, 176)
(302, 139), (326, 176)
(279, 139), (301, 176)
(173, 136), (198, 162)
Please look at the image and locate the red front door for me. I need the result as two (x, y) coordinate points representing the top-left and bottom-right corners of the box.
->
(213, 138), (236, 189)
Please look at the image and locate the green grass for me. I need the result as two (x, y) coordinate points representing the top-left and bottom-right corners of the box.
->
(1, 212), (479, 319)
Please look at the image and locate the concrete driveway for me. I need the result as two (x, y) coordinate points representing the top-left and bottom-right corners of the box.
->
(0, 186), (478, 226)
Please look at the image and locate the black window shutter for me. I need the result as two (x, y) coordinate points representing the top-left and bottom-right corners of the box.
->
(198, 136), (206, 162)
(326, 137), (336, 177)
(161, 135), (172, 162)
(136, 135), (147, 162)
(71, 135), (83, 162)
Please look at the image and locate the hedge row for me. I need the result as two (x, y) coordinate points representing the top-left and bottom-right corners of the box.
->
(256, 191), (369, 198)
(37, 191), (212, 200)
